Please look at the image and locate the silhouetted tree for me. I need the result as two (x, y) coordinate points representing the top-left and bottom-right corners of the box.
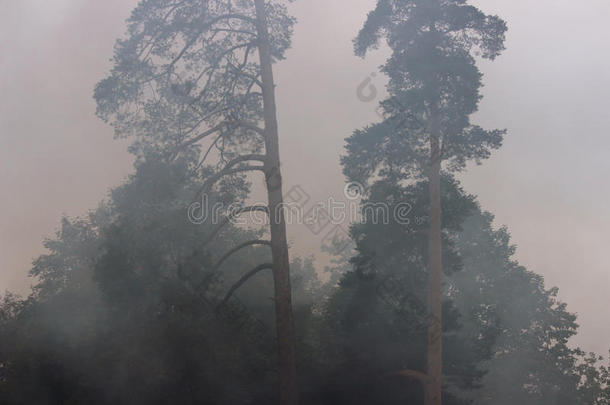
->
(315, 175), (609, 404)
(0, 156), (327, 404)
(349, 1), (507, 403)
(94, 0), (299, 402)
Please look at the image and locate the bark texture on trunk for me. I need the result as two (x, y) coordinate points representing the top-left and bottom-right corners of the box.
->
(425, 102), (443, 405)
(254, 1), (299, 404)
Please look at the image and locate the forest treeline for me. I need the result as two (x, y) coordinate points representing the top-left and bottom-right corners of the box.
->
(1, 157), (608, 404)
(1, 0), (609, 404)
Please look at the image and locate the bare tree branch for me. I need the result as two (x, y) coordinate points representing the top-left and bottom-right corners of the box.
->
(200, 205), (269, 247)
(180, 123), (226, 150)
(197, 164), (264, 197)
(211, 27), (257, 37)
(210, 239), (271, 272)
(215, 154), (266, 173)
(392, 369), (430, 386)
(217, 263), (273, 308)
(166, 15), (257, 74)
(178, 120), (264, 155)
(196, 153), (266, 196)
(227, 120), (265, 135)
(188, 41), (257, 101)
(193, 133), (223, 173)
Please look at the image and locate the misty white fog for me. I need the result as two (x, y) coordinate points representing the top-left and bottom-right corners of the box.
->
(1, 1), (609, 404)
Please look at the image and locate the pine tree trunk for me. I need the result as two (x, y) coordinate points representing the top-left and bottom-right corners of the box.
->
(254, 1), (299, 404)
(425, 102), (443, 405)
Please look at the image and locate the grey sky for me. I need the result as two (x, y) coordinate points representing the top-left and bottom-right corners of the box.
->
(1, 0), (608, 354)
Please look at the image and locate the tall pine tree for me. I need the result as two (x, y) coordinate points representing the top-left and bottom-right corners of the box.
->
(348, 1), (507, 403)
(94, 1), (299, 402)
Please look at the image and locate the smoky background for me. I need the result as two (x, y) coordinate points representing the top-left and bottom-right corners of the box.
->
(1, 0), (609, 354)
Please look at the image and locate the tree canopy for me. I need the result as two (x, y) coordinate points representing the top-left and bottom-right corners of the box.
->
(1, 1), (608, 405)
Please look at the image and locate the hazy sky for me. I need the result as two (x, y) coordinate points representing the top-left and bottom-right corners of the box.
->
(1, 0), (609, 354)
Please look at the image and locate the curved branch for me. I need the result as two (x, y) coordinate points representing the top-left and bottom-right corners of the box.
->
(205, 165), (264, 187)
(177, 119), (264, 157)
(189, 41), (257, 102)
(232, 70), (263, 89)
(136, 2), (184, 59)
(200, 205), (269, 247)
(180, 123), (226, 150)
(214, 14), (257, 26)
(166, 15), (256, 72)
(197, 159), (265, 197)
(227, 120), (265, 136)
(219, 153), (266, 168)
(210, 240), (271, 272)
(227, 44), (262, 88)
(217, 263), (273, 308)
(168, 35), (201, 73)
(391, 369), (429, 386)
(211, 28), (257, 37)
(193, 133), (223, 173)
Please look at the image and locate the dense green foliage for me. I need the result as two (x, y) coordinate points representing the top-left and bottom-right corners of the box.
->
(1, 159), (608, 404)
